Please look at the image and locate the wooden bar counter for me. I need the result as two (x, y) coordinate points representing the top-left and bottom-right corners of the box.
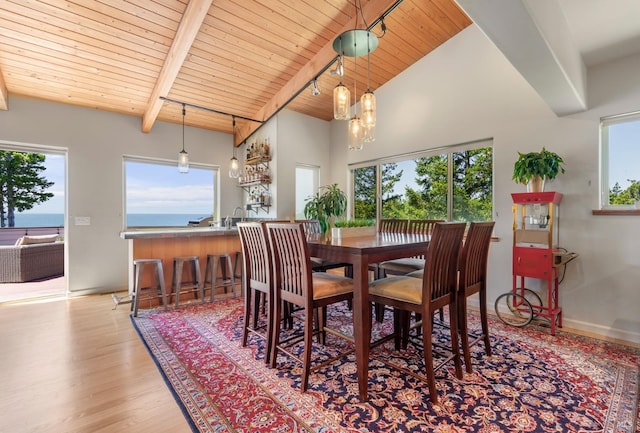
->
(120, 227), (241, 303)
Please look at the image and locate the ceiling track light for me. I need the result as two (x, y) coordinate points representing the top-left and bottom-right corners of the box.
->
(311, 78), (321, 96)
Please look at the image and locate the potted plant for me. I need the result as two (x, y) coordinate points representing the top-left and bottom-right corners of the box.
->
(332, 219), (376, 239)
(513, 147), (565, 192)
(303, 184), (347, 235)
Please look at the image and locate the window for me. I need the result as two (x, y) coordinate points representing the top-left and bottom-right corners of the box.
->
(295, 164), (319, 219)
(600, 113), (640, 208)
(124, 158), (217, 227)
(352, 140), (493, 223)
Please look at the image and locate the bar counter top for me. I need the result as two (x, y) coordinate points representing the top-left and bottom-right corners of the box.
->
(120, 226), (238, 240)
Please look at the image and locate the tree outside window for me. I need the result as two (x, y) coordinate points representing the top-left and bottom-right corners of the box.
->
(601, 113), (640, 207)
(352, 142), (493, 223)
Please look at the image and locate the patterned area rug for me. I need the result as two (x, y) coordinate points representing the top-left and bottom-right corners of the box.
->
(132, 298), (639, 432)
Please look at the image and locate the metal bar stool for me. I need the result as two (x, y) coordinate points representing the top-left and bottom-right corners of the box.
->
(204, 253), (238, 301)
(132, 258), (168, 317)
(171, 255), (204, 307)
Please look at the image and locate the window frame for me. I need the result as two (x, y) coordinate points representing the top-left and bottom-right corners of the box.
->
(349, 139), (493, 222)
(599, 112), (640, 211)
(123, 155), (219, 228)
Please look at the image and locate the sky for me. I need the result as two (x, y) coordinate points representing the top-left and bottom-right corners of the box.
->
(24, 155), (216, 214)
(124, 160), (214, 214)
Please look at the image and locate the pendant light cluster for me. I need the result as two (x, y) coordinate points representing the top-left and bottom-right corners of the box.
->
(333, 1), (379, 150)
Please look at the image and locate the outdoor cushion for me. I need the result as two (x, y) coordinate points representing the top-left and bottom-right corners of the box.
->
(15, 234), (59, 246)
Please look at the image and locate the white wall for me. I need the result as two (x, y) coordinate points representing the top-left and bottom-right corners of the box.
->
(329, 25), (640, 343)
(276, 110), (332, 220)
(0, 96), (241, 294)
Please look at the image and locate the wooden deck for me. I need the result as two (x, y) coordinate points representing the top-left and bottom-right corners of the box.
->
(0, 275), (66, 303)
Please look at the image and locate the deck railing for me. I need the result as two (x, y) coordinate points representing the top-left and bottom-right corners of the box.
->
(0, 227), (65, 246)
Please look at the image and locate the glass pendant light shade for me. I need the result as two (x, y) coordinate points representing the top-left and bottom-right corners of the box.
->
(363, 123), (375, 143)
(333, 83), (350, 120)
(348, 116), (364, 150)
(178, 149), (189, 173)
(177, 103), (189, 173)
(228, 116), (240, 178)
(229, 156), (240, 178)
(361, 91), (376, 127)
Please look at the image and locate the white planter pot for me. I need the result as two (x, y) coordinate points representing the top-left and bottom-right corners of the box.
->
(331, 226), (376, 239)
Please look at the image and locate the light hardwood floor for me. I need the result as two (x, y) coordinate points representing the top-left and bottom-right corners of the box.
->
(2, 292), (637, 433)
(0, 293), (192, 433)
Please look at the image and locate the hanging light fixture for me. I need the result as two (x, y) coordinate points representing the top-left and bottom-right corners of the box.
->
(333, 35), (350, 120)
(177, 103), (189, 173)
(348, 53), (364, 150)
(332, 0), (380, 148)
(311, 78), (321, 96)
(361, 31), (376, 142)
(229, 116), (240, 178)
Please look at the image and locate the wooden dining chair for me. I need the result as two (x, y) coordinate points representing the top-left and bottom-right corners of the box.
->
(457, 221), (495, 373)
(296, 219), (352, 275)
(369, 222), (466, 404)
(266, 222), (354, 392)
(379, 218), (408, 234)
(378, 219), (444, 277)
(237, 222), (275, 364)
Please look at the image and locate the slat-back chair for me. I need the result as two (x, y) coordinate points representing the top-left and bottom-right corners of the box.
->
(266, 223), (354, 391)
(296, 219), (352, 274)
(379, 218), (408, 234)
(369, 222), (466, 404)
(457, 221), (495, 373)
(378, 219), (444, 277)
(237, 222), (275, 363)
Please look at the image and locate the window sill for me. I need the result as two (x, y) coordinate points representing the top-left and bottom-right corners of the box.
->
(592, 209), (640, 216)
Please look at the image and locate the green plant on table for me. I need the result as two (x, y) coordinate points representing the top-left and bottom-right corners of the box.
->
(303, 183), (347, 234)
(333, 219), (375, 228)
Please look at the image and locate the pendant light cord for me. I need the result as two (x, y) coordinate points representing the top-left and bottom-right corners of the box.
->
(181, 103), (186, 152)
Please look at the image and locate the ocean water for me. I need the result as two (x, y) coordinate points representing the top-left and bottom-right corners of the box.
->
(10, 213), (208, 227)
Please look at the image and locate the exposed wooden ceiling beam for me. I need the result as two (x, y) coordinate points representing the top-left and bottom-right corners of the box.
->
(0, 66), (8, 110)
(141, 0), (213, 133)
(235, 0), (402, 146)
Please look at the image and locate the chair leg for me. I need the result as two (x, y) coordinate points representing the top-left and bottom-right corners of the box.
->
(242, 288), (252, 347)
(301, 306), (314, 392)
(458, 295), (473, 374)
(270, 297), (283, 369)
(448, 299), (463, 380)
(422, 309), (438, 404)
(479, 289), (492, 356)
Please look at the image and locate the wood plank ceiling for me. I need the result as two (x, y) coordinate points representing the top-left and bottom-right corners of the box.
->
(0, 0), (471, 145)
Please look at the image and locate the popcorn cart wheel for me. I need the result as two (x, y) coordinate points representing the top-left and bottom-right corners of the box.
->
(495, 289), (543, 327)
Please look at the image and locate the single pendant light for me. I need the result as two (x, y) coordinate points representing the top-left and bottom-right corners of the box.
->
(333, 37), (350, 120)
(229, 116), (240, 178)
(348, 53), (364, 150)
(178, 103), (189, 173)
(361, 31), (376, 142)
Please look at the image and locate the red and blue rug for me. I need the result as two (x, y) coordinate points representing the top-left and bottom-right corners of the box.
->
(132, 298), (639, 432)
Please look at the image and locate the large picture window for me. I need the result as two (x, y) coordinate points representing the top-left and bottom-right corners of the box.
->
(600, 113), (640, 208)
(124, 157), (217, 228)
(352, 140), (493, 223)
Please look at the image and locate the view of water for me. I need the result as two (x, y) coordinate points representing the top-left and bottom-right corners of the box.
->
(11, 213), (209, 227)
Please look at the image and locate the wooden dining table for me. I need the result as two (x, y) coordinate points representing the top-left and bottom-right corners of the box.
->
(307, 232), (430, 401)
